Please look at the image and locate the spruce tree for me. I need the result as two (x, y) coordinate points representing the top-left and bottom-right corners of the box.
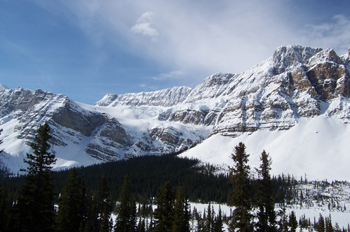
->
(14, 122), (57, 232)
(172, 186), (190, 232)
(228, 142), (253, 232)
(154, 181), (174, 232)
(213, 206), (223, 232)
(57, 168), (85, 232)
(204, 202), (213, 232)
(315, 214), (325, 232)
(288, 211), (298, 232)
(255, 150), (277, 232)
(114, 175), (136, 232)
(98, 174), (112, 232)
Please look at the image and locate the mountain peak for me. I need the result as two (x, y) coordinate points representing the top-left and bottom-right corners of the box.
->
(95, 86), (192, 107)
(271, 45), (323, 74)
(1, 45), (350, 177)
(0, 84), (9, 90)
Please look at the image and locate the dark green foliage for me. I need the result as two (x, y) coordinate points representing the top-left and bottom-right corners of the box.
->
(213, 206), (223, 232)
(49, 153), (230, 204)
(0, 186), (15, 232)
(12, 123), (57, 232)
(325, 215), (334, 232)
(288, 211), (298, 232)
(98, 174), (113, 232)
(172, 186), (190, 232)
(154, 181), (174, 232)
(6, 153), (299, 206)
(255, 150), (277, 232)
(315, 214), (325, 232)
(57, 168), (85, 232)
(228, 142), (253, 232)
(204, 202), (214, 232)
(114, 175), (136, 232)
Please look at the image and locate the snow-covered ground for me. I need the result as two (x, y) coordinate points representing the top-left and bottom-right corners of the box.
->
(180, 115), (350, 182)
(189, 202), (350, 230)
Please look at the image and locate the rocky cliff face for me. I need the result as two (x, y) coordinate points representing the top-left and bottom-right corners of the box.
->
(1, 45), (350, 172)
(96, 45), (350, 137)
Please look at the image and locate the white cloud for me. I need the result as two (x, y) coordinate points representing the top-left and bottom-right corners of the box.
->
(37, 1), (350, 87)
(305, 14), (350, 55)
(131, 12), (159, 37)
(139, 83), (158, 91)
(152, 71), (185, 81)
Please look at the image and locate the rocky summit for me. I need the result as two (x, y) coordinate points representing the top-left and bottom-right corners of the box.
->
(1, 45), (350, 173)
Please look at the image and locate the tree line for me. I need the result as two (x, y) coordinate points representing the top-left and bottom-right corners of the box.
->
(1, 124), (349, 231)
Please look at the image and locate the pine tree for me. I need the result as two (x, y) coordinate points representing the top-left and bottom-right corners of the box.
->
(57, 168), (85, 232)
(114, 175), (136, 232)
(228, 142), (253, 232)
(255, 150), (277, 232)
(14, 123), (57, 232)
(154, 181), (174, 232)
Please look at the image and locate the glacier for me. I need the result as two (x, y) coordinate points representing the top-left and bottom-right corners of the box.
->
(0, 45), (350, 181)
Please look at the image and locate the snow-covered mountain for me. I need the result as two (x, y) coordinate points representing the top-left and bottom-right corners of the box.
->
(1, 45), (350, 180)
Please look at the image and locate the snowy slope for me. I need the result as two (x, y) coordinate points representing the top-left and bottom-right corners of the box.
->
(1, 45), (350, 180)
(180, 115), (350, 181)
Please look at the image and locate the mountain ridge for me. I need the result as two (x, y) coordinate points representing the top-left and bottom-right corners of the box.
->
(1, 45), (350, 178)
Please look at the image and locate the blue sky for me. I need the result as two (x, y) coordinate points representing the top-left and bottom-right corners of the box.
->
(1, 0), (350, 104)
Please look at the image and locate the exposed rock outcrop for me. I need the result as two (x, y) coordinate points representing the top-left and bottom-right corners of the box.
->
(1, 45), (350, 172)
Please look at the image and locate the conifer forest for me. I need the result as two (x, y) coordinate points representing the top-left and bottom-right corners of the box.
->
(0, 124), (349, 232)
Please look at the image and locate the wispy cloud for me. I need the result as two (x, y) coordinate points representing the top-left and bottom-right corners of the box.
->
(139, 83), (158, 91)
(152, 71), (185, 81)
(131, 12), (159, 37)
(305, 14), (350, 54)
(26, 0), (350, 98)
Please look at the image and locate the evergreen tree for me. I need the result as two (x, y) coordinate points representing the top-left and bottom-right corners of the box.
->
(228, 142), (253, 232)
(57, 168), (85, 232)
(100, 205), (113, 232)
(13, 123), (57, 232)
(204, 202), (213, 232)
(276, 207), (288, 232)
(154, 181), (174, 232)
(0, 186), (14, 232)
(98, 174), (112, 232)
(114, 175), (136, 232)
(255, 150), (277, 232)
(84, 192), (99, 232)
(213, 206), (223, 232)
(288, 211), (298, 232)
(172, 186), (190, 232)
(325, 215), (334, 232)
(315, 214), (325, 232)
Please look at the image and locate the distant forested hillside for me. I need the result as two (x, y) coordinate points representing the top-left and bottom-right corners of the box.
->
(2, 153), (230, 203)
